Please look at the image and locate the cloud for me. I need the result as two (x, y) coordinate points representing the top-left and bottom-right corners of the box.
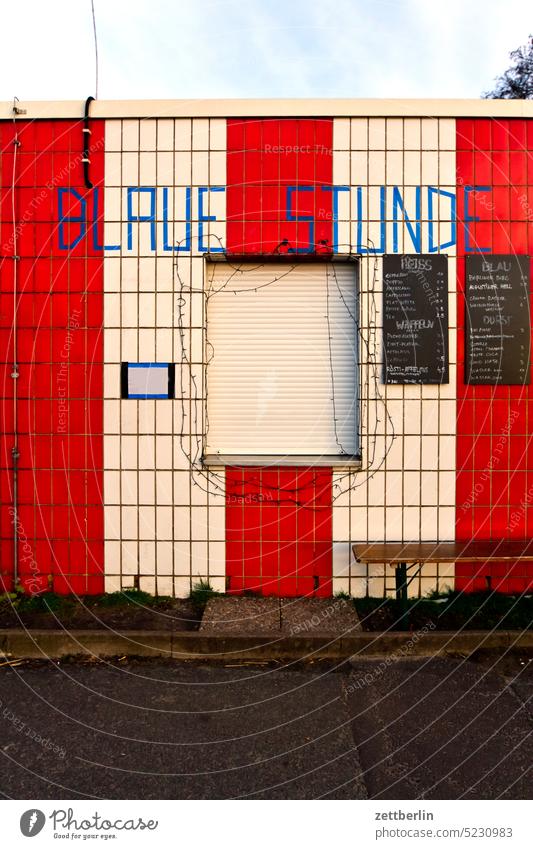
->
(0, 0), (531, 100)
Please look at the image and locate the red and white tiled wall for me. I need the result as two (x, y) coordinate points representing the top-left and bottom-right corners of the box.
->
(1, 104), (532, 597)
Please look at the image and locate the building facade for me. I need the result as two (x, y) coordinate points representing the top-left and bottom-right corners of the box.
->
(1, 98), (532, 598)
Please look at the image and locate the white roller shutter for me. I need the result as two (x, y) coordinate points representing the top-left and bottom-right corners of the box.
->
(204, 261), (359, 462)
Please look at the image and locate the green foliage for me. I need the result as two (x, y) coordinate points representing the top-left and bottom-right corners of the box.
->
(189, 578), (220, 612)
(355, 590), (533, 631)
(484, 36), (533, 99)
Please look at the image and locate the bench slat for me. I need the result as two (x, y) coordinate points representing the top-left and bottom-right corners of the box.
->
(352, 540), (533, 564)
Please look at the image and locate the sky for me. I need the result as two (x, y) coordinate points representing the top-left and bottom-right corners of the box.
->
(0, 0), (531, 101)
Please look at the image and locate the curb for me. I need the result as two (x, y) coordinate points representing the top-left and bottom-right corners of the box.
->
(0, 628), (532, 661)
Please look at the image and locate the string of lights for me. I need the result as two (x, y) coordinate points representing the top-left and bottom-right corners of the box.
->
(171, 235), (397, 511)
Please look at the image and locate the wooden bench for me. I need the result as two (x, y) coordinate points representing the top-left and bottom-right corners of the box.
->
(352, 540), (533, 601)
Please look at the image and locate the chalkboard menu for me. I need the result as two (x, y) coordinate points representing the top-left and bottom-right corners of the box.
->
(383, 254), (449, 384)
(465, 255), (530, 385)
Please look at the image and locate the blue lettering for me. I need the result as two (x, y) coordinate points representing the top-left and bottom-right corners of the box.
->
(464, 186), (491, 253)
(163, 187), (192, 252)
(392, 186), (421, 253)
(321, 185), (349, 252)
(58, 188), (86, 250)
(428, 187), (456, 252)
(127, 187), (156, 251)
(198, 186), (225, 253)
(286, 185), (314, 254)
(357, 186), (386, 253)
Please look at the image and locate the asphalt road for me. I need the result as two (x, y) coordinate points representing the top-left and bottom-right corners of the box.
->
(0, 652), (531, 799)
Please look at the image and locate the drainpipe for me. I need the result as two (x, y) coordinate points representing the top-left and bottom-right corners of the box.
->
(11, 98), (24, 588)
(82, 96), (95, 189)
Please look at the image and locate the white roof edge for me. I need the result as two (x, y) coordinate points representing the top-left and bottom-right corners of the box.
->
(1, 98), (533, 120)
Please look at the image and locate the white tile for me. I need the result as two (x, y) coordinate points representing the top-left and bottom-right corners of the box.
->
(156, 541), (174, 575)
(138, 332), (155, 362)
(156, 576), (174, 596)
(192, 152), (209, 185)
(122, 152), (139, 184)
(121, 469), (138, 505)
(386, 118), (403, 150)
(140, 576), (157, 595)
(438, 435), (456, 470)
(104, 435), (120, 469)
(439, 151), (456, 185)
(421, 119), (439, 150)
(421, 506), (438, 539)
(139, 152), (156, 184)
(368, 118), (385, 150)
(174, 576), (192, 598)
(368, 507), (385, 540)
(104, 575), (122, 593)
(121, 435), (138, 470)
(350, 151), (368, 184)
(350, 118), (368, 150)
(208, 505), (225, 540)
(122, 120), (140, 151)
(403, 151), (421, 184)
(138, 505), (156, 540)
(192, 119), (209, 150)
(104, 399), (120, 432)
(386, 151), (404, 185)
(121, 540), (139, 574)
(368, 151), (385, 184)
(174, 151), (192, 183)
(104, 152), (121, 186)
(175, 119), (192, 151)
(438, 507), (456, 540)
(422, 151), (439, 185)
(139, 470), (155, 504)
(121, 506), (138, 539)
(156, 505), (173, 540)
(105, 120), (122, 152)
(438, 471), (456, 506)
(139, 120), (157, 151)
(332, 577), (350, 595)
(209, 577), (226, 594)
(384, 506), (403, 540)
(104, 506), (120, 540)
(105, 540), (121, 571)
(332, 542), (351, 577)
(209, 150), (226, 184)
(104, 470), (120, 505)
(155, 435), (173, 469)
(208, 541), (226, 575)
(333, 151), (350, 185)
(438, 119), (456, 151)
(334, 118), (350, 150)
(421, 471), (438, 505)
(209, 119), (226, 151)
(157, 119), (174, 151)
(421, 401), (440, 435)
(191, 540), (208, 574)
(174, 506), (190, 539)
(139, 434), (155, 468)
(156, 151), (174, 185)
(137, 400), (155, 432)
(156, 470), (173, 505)
(403, 506), (421, 540)
(421, 435), (439, 471)
(332, 506), (350, 542)
(403, 119), (421, 150)
(404, 435), (422, 470)
(384, 470), (403, 506)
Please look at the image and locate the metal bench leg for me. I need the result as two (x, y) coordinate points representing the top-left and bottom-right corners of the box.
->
(395, 562), (408, 604)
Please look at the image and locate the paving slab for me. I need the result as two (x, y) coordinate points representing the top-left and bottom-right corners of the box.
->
(200, 597), (281, 633)
(200, 596), (361, 635)
(280, 597), (361, 635)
